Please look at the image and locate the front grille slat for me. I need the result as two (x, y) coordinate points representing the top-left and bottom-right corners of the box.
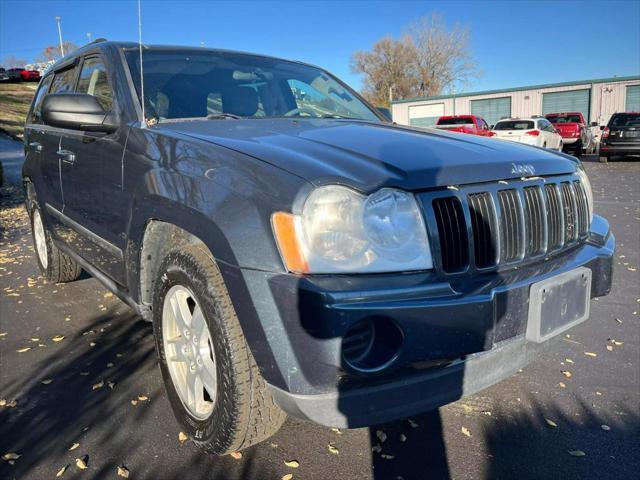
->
(432, 197), (469, 273)
(429, 175), (590, 275)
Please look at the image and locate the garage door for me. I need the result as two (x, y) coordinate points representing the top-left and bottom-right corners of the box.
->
(626, 85), (640, 111)
(409, 103), (444, 127)
(469, 97), (511, 126)
(542, 89), (590, 122)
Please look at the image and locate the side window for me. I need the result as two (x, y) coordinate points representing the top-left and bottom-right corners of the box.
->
(28, 75), (53, 124)
(50, 67), (77, 94)
(76, 56), (113, 111)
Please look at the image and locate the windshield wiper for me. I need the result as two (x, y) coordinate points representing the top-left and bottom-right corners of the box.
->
(319, 114), (359, 120)
(206, 113), (243, 120)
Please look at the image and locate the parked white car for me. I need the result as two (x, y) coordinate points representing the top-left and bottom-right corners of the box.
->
(492, 117), (563, 151)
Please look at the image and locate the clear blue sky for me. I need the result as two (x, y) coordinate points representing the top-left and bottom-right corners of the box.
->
(1, 0), (638, 94)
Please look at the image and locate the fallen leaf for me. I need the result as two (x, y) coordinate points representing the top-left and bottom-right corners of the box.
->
(75, 457), (88, 469)
(117, 465), (130, 478)
(17, 347), (31, 353)
(92, 381), (104, 390)
(284, 460), (299, 468)
(612, 340), (624, 346)
(568, 450), (586, 457)
(331, 427), (342, 434)
(107, 381), (116, 389)
(281, 475), (293, 480)
(371, 444), (382, 453)
(461, 426), (472, 437)
(615, 318), (623, 324)
(31, 338), (40, 342)
(0, 332), (7, 337)
(380, 454), (395, 459)
(596, 391), (602, 396)
(584, 352), (597, 357)
(130, 400), (138, 406)
(601, 424), (611, 431)
(230, 451), (242, 460)
(606, 345), (614, 351)
(52, 335), (65, 342)
(68, 443), (79, 451)
(327, 444), (339, 455)
(79, 372), (90, 376)
(0, 399), (5, 406)
(399, 433), (407, 442)
(482, 410), (492, 416)
(376, 430), (387, 443)
(137, 395), (148, 401)
(89, 342), (96, 347)
(2, 452), (20, 460)
(106, 363), (114, 368)
(104, 292), (114, 299)
(565, 358), (574, 364)
(178, 432), (188, 443)
(559, 382), (566, 388)
(56, 465), (68, 477)
(561, 370), (572, 378)
(408, 418), (419, 428)
(545, 418), (558, 428)
(41, 379), (53, 385)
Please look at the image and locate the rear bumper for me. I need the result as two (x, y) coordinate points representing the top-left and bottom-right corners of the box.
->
(227, 217), (614, 428)
(600, 143), (640, 156)
(562, 137), (579, 145)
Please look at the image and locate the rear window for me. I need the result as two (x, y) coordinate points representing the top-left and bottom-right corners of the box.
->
(437, 117), (474, 126)
(546, 114), (581, 123)
(493, 120), (534, 130)
(609, 113), (640, 127)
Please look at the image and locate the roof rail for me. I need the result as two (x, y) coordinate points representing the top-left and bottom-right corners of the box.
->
(89, 37), (108, 45)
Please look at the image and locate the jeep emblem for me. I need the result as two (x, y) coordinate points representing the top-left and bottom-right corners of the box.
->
(511, 163), (536, 176)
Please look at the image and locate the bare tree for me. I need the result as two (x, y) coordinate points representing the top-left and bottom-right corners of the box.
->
(1, 55), (28, 68)
(35, 42), (79, 62)
(407, 14), (479, 96)
(350, 14), (479, 105)
(351, 36), (418, 107)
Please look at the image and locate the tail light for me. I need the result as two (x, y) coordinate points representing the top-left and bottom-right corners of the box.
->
(526, 130), (540, 136)
(601, 127), (609, 139)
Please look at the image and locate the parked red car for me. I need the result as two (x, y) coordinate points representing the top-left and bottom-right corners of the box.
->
(7, 67), (40, 82)
(545, 112), (596, 155)
(434, 115), (495, 137)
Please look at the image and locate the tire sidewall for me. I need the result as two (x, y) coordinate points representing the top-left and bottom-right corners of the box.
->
(152, 250), (240, 452)
(30, 204), (54, 277)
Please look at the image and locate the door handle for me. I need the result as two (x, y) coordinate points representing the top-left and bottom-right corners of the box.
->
(57, 149), (76, 165)
(29, 141), (42, 153)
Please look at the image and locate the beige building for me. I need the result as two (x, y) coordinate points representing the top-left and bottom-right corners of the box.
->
(391, 75), (640, 128)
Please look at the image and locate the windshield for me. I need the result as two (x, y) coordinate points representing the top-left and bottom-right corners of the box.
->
(493, 120), (534, 130)
(124, 49), (379, 122)
(610, 113), (640, 127)
(546, 114), (581, 124)
(437, 117), (474, 126)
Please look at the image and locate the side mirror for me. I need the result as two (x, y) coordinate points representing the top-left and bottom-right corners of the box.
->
(42, 93), (117, 133)
(590, 122), (598, 127)
(376, 107), (392, 121)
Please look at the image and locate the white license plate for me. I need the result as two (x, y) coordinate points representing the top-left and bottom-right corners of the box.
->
(526, 267), (591, 343)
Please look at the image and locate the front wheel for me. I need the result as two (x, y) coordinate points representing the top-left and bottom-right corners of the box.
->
(153, 246), (286, 455)
(573, 140), (583, 156)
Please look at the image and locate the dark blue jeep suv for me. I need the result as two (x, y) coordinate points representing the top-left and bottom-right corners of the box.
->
(22, 40), (614, 454)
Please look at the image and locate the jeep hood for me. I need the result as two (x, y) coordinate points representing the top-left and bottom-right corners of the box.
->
(158, 119), (578, 192)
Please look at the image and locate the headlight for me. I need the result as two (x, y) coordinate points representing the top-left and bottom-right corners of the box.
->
(576, 167), (594, 223)
(272, 185), (432, 273)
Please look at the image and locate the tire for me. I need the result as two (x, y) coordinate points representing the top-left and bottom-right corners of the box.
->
(573, 140), (583, 156)
(30, 204), (82, 282)
(599, 155), (608, 163)
(153, 245), (286, 455)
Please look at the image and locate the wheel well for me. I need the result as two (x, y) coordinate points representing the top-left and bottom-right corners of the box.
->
(139, 220), (214, 307)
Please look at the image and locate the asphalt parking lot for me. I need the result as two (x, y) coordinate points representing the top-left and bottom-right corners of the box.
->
(1, 132), (638, 480)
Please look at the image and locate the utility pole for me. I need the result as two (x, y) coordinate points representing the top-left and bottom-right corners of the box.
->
(55, 16), (64, 57)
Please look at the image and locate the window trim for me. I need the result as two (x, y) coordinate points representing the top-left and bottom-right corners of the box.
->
(27, 74), (54, 125)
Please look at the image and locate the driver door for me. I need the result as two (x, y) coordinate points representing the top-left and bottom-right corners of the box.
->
(57, 54), (128, 284)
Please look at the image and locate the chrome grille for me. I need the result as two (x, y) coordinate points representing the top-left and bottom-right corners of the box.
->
(426, 175), (590, 274)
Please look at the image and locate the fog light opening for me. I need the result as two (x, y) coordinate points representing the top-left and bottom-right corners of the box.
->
(342, 317), (403, 373)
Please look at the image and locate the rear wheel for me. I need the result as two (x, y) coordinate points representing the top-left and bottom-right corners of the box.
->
(153, 246), (286, 455)
(30, 205), (82, 282)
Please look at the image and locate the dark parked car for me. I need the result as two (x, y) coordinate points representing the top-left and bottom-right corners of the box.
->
(2, 67), (22, 82)
(599, 112), (640, 162)
(23, 41), (614, 455)
(0, 68), (10, 82)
